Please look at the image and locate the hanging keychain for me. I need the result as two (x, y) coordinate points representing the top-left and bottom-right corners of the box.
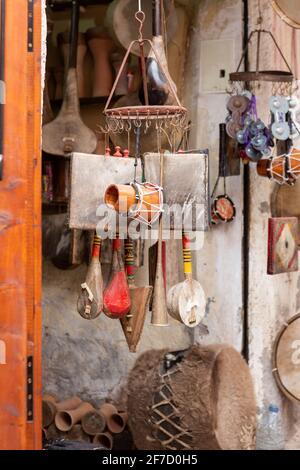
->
(211, 124), (236, 226)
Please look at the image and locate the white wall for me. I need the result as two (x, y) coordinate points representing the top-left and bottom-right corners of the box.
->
(186, 0), (244, 350)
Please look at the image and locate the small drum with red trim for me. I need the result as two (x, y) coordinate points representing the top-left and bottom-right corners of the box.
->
(272, 314), (300, 403)
(257, 149), (300, 186)
(211, 194), (236, 225)
(286, 147), (300, 181)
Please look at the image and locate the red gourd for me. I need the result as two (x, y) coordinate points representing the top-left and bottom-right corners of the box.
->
(104, 238), (131, 318)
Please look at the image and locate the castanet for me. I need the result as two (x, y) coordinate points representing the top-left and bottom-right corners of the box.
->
(86, 26), (115, 97)
(167, 233), (206, 327)
(77, 233), (103, 320)
(120, 239), (152, 353)
(103, 238), (131, 319)
(42, 1), (97, 156)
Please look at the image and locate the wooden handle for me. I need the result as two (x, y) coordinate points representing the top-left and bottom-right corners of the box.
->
(92, 234), (101, 258)
(125, 239), (135, 287)
(153, 0), (162, 37)
(182, 232), (192, 278)
(68, 0), (79, 69)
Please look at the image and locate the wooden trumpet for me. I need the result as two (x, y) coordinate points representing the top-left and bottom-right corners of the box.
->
(151, 152), (169, 326)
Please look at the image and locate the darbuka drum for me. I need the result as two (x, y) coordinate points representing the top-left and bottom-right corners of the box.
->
(273, 314), (300, 403)
(272, 0), (300, 29)
(127, 345), (256, 450)
(104, 182), (164, 226)
(257, 148), (300, 185)
(286, 147), (300, 180)
(211, 195), (236, 224)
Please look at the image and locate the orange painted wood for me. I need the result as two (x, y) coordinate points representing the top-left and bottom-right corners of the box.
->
(0, 0), (42, 449)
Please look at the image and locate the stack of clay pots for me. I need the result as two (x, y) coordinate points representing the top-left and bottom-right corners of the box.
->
(42, 395), (128, 450)
(50, 26), (129, 100)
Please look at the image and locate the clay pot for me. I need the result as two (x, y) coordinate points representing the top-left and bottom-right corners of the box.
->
(57, 32), (87, 98)
(99, 403), (128, 434)
(66, 424), (90, 442)
(81, 410), (106, 436)
(42, 398), (57, 427)
(93, 432), (113, 449)
(86, 27), (115, 97)
(55, 396), (82, 411)
(55, 402), (94, 432)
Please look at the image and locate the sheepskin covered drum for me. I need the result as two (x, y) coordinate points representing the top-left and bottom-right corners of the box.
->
(127, 344), (256, 450)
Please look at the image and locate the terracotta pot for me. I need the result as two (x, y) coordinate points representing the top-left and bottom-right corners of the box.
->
(81, 410), (106, 436)
(55, 396), (82, 411)
(66, 424), (90, 442)
(93, 432), (113, 449)
(55, 402), (94, 432)
(42, 399), (57, 427)
(99, 403), (127, 434)
(57, 32), (87, 98)
(86, 27), (115, 97)
(107, 411), (128, 434)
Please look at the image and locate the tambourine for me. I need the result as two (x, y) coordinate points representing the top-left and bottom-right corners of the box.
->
(211, 194), (236, 225)
(272, 314), (300, 403)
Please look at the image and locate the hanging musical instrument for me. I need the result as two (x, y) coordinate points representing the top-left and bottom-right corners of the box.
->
(167, 232), (206, 327)
(77, 233), (103, 320)
(103, 237), (131, 319)
(104, 181), (163, 227)
(273, 313), (300, 403)
(211, 125), (236, 225)
(257, 147), (300, 185)
(120, 238), (152, 352)
(105, 0), (177, 57)
(42, 0), (97, 156)
(151, 151), (169, 326)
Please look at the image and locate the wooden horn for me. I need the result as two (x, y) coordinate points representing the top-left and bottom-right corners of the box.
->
(151, 152), (169, 326)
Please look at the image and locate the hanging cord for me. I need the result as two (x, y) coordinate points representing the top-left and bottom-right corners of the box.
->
(257, 0), (263, 29)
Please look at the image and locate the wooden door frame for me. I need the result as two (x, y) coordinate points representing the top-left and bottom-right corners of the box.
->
(0, 0), (42, 449)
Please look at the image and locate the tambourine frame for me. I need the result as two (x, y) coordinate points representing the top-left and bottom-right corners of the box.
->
(272, 313), (300, 403)
(212, 194), (236, 223)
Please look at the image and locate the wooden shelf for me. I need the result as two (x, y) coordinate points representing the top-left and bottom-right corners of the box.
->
(50, 95), (124, 107)
(47, 0), (112, 11)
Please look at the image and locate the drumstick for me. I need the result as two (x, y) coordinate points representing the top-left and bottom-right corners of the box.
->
(151, 151), (169, 326)
(103, 236), (131, 319)
(77, 233), (103, 320)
